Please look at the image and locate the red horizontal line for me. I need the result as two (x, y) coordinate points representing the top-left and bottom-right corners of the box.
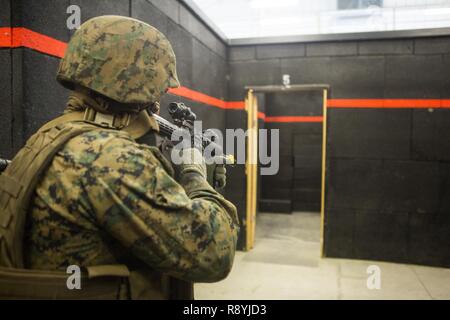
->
(264, 116), (323, 123)
(168, 87), (245, 110)
(258, 111), (266, 120)
(0, 27), (67, 58)
(327, 99), (450, 108)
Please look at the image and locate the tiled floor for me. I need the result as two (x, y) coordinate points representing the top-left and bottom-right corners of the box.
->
(195, 212), (450, 300)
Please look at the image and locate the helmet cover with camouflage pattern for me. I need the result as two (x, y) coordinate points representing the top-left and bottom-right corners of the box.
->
(57, 15), (180, 105)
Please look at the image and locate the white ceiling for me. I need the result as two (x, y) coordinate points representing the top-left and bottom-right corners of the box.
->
(190, 0), (450, 39)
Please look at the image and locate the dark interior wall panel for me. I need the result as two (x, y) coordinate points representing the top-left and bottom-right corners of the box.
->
(292, 188), (320, 210)
(72, 0), (130, 25)
(166, 19), (193, 89)
(322, 38), (450, 266)
(282, 55), (385, 99)
(256, 43), (306, 59)
(411, 109), (450, 161)
(293, 133), (322, 157)
(408, 211), (450, 267)
(224, 162), (247, 249)
(328, 108), (411, 159)
(22, 50), (69, 140)
(210, 51), (228, 100)
(280, 57), (331, 86)
(18, 0), (70, 41)
(327, 158), (385, 212)
(0, 0), (10, 25)
(228, 60), (281, 100)
(358, 39), (413, 55)
(11, 47), (23, 155)
(327, 158), (440, 214)
(294, 155), (321, 168)
(306, 41), (357, 57)
(415, 37), (450, 55)
(443, 54), (450, 97)
(261, 186), (292, 200)
(385, 54), (444, 98)
(437, 163), (450, 215)
(229, 46), (256, 61)
(329, 56), (385, 98)
(353, 211), (409, 263)
(381, 160), (440, 214)
(147, 0), (180, 24)
(192, 38), (215, 96)
(324, 209), (355, 258)
(265, 92), (323, 116)
(192, 39), (227, 100)
(264, 123), (292, 156)
(179, 3), (226, 59)
(0, 49), (12, 159)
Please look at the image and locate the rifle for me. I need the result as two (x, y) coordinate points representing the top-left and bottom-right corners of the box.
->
(0, 102), (234, 183)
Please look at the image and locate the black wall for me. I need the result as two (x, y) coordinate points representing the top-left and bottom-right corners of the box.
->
(325, 39), (450, 268)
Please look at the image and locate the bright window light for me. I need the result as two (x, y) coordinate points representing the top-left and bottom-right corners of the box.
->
(250, 0), (298, 9)
(191, 0), (450, 39)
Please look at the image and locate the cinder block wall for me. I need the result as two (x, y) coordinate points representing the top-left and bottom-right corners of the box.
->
(0, 0), (13, 159)
(325, 38), (450, 267)
(228, 39), (450, 266)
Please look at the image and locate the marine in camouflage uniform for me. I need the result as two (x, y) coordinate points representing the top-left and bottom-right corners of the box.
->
(18, 16), (238, 297)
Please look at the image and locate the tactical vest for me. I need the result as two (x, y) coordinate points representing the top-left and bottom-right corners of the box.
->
(0, 110), (193, 300)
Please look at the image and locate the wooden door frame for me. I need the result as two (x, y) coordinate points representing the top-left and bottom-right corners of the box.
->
(244, 85), (329, 255)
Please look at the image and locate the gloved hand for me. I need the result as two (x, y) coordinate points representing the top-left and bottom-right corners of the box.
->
(172, 147), (207, 180)
(213, 165), (227, 189)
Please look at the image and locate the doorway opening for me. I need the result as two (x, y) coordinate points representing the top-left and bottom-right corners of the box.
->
(243, 85), (329, 255)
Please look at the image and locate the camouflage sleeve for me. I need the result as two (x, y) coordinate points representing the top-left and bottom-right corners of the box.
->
(84, 134), (239, 283)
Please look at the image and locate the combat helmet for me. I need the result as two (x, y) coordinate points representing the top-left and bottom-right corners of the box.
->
(57, 15), (180, 107)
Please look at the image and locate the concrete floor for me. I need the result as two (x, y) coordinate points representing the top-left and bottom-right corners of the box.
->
(195, 212), (450, 300)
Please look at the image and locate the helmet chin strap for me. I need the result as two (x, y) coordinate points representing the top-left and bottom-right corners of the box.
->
(68, 85), (150, 115)
(63, 85), (158, 136)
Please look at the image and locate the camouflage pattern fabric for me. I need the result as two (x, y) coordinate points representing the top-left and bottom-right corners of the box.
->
(24, 121), (239, 283)
(57, 15), (180, 105)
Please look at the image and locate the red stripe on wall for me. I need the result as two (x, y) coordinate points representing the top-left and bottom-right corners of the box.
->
(327, 99), (450, 108)
(0, 27), (67, 58)
(264, 116), (323, 123)
(168, 86), (245, 110)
